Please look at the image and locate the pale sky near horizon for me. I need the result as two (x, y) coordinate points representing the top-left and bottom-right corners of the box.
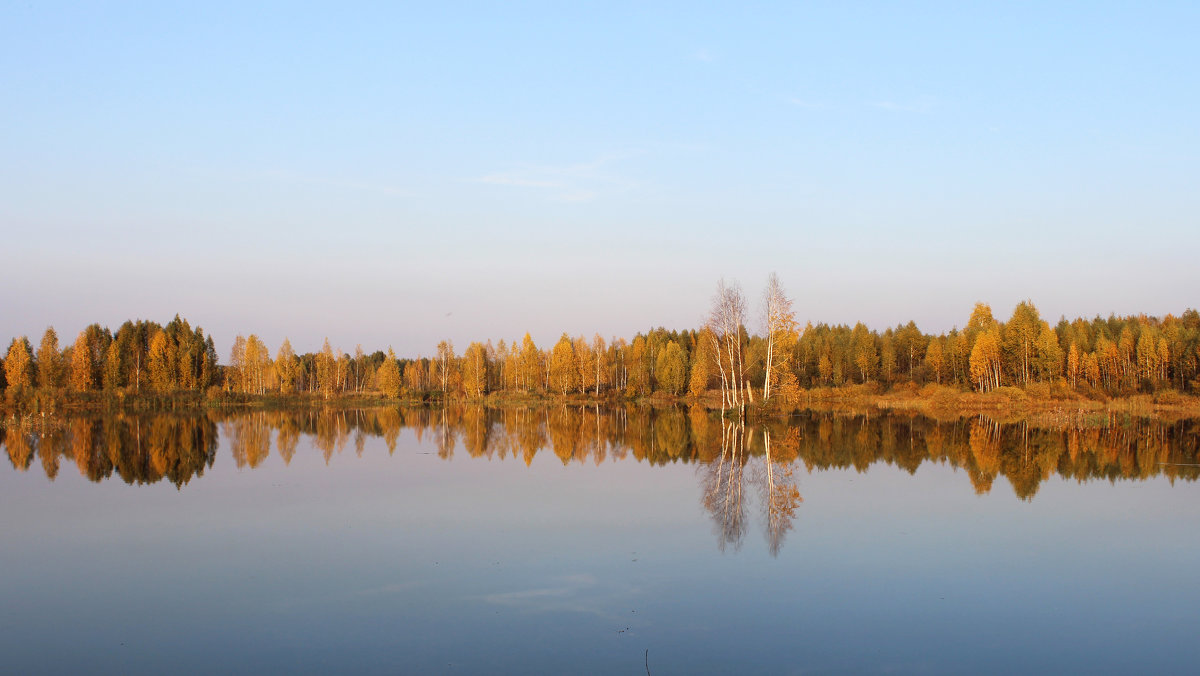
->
(3, 2), (1197, 358)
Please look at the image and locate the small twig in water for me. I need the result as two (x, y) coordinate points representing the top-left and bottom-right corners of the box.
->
(645, 648), (651, 675)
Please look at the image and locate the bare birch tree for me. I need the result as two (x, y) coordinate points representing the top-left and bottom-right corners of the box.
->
(761, 272), (796, 402)
(707, 279), (748, 412)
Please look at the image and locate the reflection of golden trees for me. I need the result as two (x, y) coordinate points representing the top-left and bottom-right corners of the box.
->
(378, 407), (402, 455)
(433, 407), (458, 460)
(226, 413), (271, 469)
(6, 427), (34, 471)
(276, 418), (300, 465)
(74, 418), (99, 478)
(1, 414), (218, 486)
(700, 419), (750, 552)
(39, 426), (64, 480)
(311, 410), (354, 464)
(547, 406), (581, 465)
(700, 422), (803, 556)
(509, 408), (545, 467)
(969, 419), (1001, 494)
(3, 407), (1198, 510)
(760, 429), (801, 557)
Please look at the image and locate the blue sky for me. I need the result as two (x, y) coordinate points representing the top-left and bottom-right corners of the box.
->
(3, 2), (1197, 357)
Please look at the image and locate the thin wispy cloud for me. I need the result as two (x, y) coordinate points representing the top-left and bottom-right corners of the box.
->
(690, 48), (716, 62)
(476, 151), (642, 203)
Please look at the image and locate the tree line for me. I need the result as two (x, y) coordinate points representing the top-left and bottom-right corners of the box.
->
(4, 278), (1200, 404)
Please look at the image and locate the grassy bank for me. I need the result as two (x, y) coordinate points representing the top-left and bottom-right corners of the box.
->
(775, 382), (1200, 426)
(4, 383), (1199, 428)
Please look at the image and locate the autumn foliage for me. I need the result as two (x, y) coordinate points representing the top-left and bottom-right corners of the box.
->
(4, 285), (1200, 407)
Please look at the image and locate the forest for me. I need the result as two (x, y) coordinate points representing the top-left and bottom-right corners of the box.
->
(3, 277), (1200, 411)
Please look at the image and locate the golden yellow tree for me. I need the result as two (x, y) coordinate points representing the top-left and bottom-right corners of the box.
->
(5, 338), (34, 390)
(1083, 351), (1100, 388)
(1117, 327), (1136, 389)
(403, 359), (424, 393)
(655, 340), (687, 395)
(275, 338), (298, 394)
(851, 323), (876, 384)
(966, 302), (996, 344)
(590, 334), (609, 395)
(924, 338), (945, 384)
(969, 328), (1002, 391)
(227, 335), (246, 392)
(148, 330), (173, 392)
(1033, 325), (1063, 382)
(377, 347), (402, 398)
(335, 350), (351, 394)
(461, 342), (488, 398)
(103, 340), (124, 391)
(1003, 300), (1044, 386)
(36, 327), (64, 389)
(1136, 326), (1160, 387)
(689, 329), (715, 396)
(817, 352), (833, 385)
(573, 336), (594, 394)
(950, 332), (970, 384)
(519, 333), (541, 392)
(1156, 337), (1170, 385)
(68, 331), (94, 391)
(549, 334), (578, 395)
(315, 338), (336, 396)
(243, 335), (270, 395)
(1067, 343), (1080, 388)
(879, 334), (897, 384)
(626, 336), (651, 396)
(436, 340), (457, 394)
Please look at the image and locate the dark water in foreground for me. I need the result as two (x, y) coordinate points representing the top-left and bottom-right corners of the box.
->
(2, 407), (1198, 675)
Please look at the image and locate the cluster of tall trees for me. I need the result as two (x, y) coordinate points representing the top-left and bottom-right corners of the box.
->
(2, 316), (218, 396)
(788, 301), (1200, 396)
(225, 336), (390, 397)
(4, 285), (1200, 404)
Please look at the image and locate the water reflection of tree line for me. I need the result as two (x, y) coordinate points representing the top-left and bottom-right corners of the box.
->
(4, 408), (1198, 502)
(2, 415), (218, 487)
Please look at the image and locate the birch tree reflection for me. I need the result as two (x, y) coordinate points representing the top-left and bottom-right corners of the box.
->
(700, 419), (750, 552)
(700, 420), (803, 555)
(758, 428), (801, 557)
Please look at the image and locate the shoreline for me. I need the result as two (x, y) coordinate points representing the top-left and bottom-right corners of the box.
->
(4, 384), (1200, 429)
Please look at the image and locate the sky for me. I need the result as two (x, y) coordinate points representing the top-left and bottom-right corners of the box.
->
(2, 1), (1197, 358)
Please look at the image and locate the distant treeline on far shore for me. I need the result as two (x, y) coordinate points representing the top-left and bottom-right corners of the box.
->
(4, 279), (1200, 409)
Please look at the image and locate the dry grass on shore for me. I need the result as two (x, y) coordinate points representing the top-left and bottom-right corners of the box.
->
(781, 382), (1200, 426)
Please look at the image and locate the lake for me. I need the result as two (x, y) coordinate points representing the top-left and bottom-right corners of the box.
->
(2, 406), (1198, 674)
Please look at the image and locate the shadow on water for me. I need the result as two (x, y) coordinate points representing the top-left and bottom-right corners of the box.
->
(4, 405), (1199, 554)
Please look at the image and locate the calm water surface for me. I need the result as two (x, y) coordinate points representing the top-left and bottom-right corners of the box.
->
(2, 407), (1198, 675)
